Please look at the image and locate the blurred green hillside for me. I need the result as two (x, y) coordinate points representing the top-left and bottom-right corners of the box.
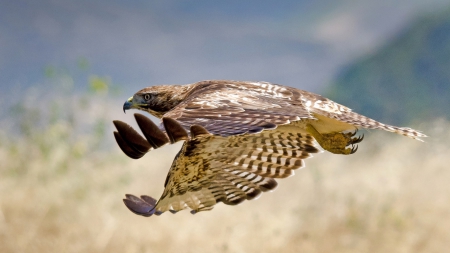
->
(326, 8), (450, 126)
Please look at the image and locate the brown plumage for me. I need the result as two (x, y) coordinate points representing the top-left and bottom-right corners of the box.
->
(115, 80), (426, 217)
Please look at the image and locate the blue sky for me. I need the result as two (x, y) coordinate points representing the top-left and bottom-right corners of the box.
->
(1, 0), (449, 96)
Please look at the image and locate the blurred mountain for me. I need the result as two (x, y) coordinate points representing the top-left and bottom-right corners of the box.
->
(325, 8), (450, 126)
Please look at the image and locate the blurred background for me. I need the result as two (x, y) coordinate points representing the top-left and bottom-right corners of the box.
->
(1, 0), (450, 252)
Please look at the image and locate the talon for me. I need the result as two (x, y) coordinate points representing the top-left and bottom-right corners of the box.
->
(351, 134), (364, 144)
(358, 134), (364, 142)
(351, 145), (358, 154)
(307, 125), (362, 155)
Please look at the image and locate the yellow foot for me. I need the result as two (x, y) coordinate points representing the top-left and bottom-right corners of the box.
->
(306, 124), (364, 155)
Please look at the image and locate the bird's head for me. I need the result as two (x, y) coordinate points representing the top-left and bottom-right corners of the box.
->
(123, 84), (192, 118)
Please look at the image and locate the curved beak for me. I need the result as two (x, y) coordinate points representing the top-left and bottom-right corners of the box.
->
(123, 97), (133, 113)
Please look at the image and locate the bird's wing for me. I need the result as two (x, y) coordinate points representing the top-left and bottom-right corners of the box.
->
(163, 81), (314, 136)
(115, 114), (320, 217)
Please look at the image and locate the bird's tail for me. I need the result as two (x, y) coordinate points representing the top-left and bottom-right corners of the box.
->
(333, 111), (427, 141)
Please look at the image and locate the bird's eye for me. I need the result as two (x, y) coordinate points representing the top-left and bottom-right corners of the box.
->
(144, 94), (151, 101)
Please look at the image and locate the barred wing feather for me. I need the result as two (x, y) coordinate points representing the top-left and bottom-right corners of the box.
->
(115, 114), (320, 216)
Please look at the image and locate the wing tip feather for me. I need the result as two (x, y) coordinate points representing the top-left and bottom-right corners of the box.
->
(123, 194), (157, 217)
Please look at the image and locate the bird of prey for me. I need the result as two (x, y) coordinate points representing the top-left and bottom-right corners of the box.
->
(113, 80), (425, 217)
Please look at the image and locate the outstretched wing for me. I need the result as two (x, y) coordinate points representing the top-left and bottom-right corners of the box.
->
(114, 114), (320, 217)
(163, 81), (314, 136)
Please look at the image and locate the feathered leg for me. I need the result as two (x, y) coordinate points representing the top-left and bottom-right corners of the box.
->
(306, 124), (363, 155)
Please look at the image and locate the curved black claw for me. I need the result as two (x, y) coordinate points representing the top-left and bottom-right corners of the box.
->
(350, 134), (364, 145)
(123, 194), (157, 217)
(350, 144), (359, 154)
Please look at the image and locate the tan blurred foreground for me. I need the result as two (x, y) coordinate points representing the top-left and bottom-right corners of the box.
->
(0, 118), (449, 253)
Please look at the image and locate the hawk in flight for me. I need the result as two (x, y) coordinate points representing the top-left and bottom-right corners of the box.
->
(113, 80), (425, 217)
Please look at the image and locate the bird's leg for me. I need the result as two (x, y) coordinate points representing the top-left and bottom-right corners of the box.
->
(306, 124), (364, 155)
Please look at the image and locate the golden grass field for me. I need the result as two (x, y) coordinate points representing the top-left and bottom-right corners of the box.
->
(0, 96), (449, 253)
